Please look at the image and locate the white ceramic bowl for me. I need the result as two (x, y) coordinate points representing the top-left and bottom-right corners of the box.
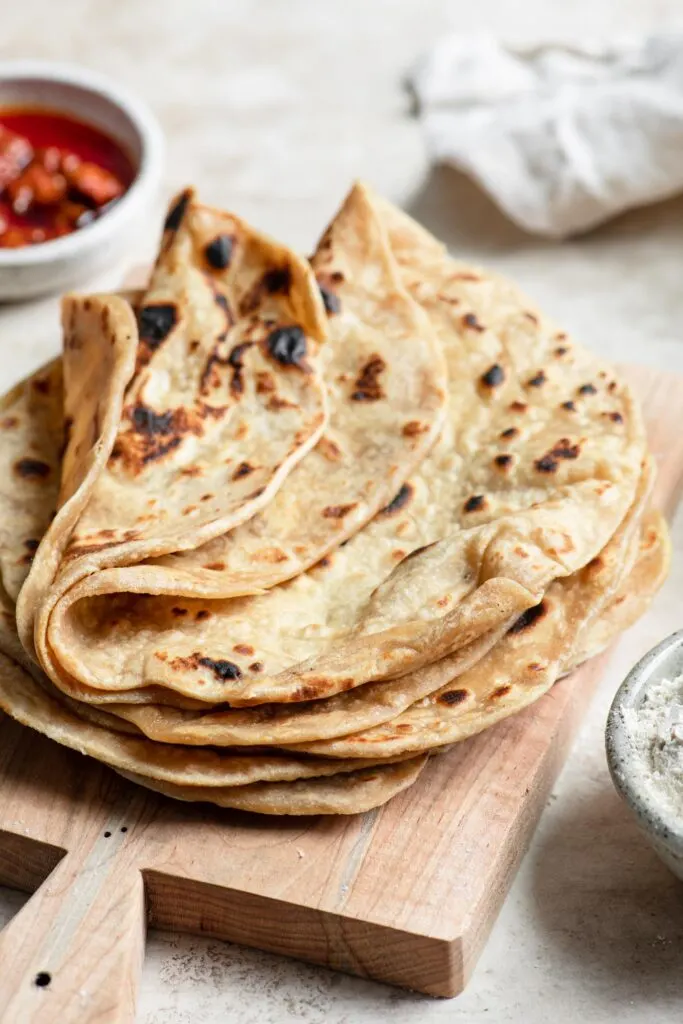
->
(606, 628), (683, 881)
(0, 60), (164, 300)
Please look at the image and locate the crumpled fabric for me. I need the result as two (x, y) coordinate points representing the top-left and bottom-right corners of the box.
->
(411, 34), (683, 237)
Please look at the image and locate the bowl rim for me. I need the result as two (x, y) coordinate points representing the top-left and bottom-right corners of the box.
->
(0, 59), (164, 267)
(606, 626), (683, 846)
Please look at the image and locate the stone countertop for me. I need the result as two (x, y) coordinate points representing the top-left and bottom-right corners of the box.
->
(1, 2), (683, 1021)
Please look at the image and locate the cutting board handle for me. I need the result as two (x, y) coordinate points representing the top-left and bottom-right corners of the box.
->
(0, 827), (145, 1024)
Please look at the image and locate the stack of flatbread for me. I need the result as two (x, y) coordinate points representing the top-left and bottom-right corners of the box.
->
(0, 183), (670, 815)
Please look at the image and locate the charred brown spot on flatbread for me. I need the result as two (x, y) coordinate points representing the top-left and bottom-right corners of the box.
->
(239, 264), (293, 316)
(203, 561), (225, 571)
(255, 547), (288, 563)
(233, 643), (254, 656)
(267, 394), (296, 412)
(32, 376), (51, 395)
(463, 312), (485, 332)
(267, 326), (307, 368)
(168, 651), (242, 682)
(494, 454), (513, 470)
(255, 372), (275, 395)
(380, 483), (413, 516)
(213, 289), (231, 323)
(137, 304), (177, 360)
(322, 503), (357, 519)
(163, 189), (191, 232)
(263, 267), (292, 295)
(293, 684), (323, 701)
(552, 439), (581, 459)
(527, 370), (547, 388)
(534, 454), (558, 473)
(132, 407), (174, 435)
(204, 234), (234, 270)
(19, 535), (40, 565)
(232, 461), (253, 480)
(534, 437), (580, 473)
(500, 427), (518, 439)
(509, 401), (527, 413)
(14, 458), (50, 479)
(226, 342), (253, 396)
(351, 355), (385, 402)
(561, 400), (576, 412)
(463, 494), (486, 513)
(438, 689), (469, 706)
(481, 364), (505, 388)
(402, 420), (428, 438)
(292, 676), (354, 701)
(112, 398), (227, 474)
(319, 284), (341, 315)
(201, 317), (249, 395)
(317, 436), (342, 461)
(249, 661), (264, 673)
(508, 601), (547, 634)
(491, 685), (512, 699)
(195, 609), (211, 621)
(116, 407), (181, 470)
(578, 383), (597, 395)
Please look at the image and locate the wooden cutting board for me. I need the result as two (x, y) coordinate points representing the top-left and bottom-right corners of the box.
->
(0, 365), (681, 1022)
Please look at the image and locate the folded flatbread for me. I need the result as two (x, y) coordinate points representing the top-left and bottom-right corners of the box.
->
(18, 191), (331, 653)
(34, 186), (646, 711)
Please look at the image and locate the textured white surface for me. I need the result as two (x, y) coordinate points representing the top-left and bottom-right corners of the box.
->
(624, 675), (683, 818)
(0, 1), (682, 1021)
(412, 34), (683, 237)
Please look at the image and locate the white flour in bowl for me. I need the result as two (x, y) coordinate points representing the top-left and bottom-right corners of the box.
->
(623, 675), (683, 820)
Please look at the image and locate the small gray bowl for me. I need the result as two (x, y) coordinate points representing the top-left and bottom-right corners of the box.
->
(606, 628), (683, 880)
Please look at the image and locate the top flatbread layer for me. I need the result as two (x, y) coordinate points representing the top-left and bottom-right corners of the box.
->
(35, 185), (646, 706)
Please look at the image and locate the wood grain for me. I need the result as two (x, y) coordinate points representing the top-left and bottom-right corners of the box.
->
(0, 365), (680, 1020)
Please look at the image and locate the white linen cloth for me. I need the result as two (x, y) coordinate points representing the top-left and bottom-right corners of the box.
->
(411, 34), (683, 237)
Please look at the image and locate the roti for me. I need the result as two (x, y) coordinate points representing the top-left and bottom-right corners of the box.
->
(18, 190), (330, 655)
(37, 186), (646, 708)
(286, 499), (666, 760)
